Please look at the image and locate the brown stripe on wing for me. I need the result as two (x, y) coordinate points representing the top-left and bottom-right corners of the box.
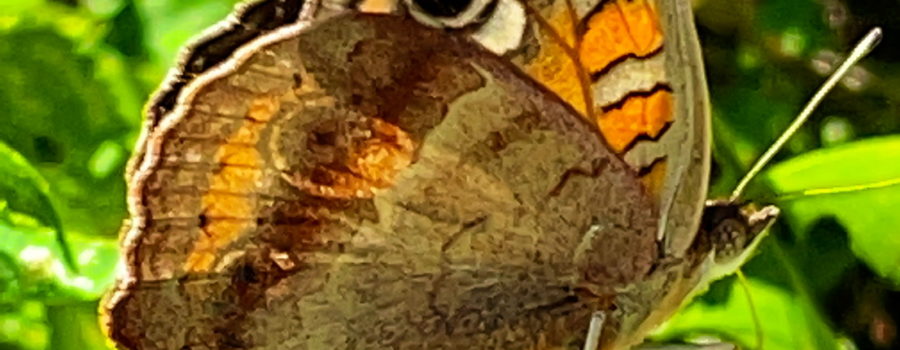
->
(588, 45), (663, 82)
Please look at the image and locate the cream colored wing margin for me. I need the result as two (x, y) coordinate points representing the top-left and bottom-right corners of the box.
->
(622, 0), (712, 257)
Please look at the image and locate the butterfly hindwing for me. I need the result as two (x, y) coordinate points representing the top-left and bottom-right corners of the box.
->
(106, 11), (662, 349)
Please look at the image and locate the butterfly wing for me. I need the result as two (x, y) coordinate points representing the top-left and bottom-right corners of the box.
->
(651, 0), (713, 257)
(473, 1), (713, 346)
(105, 11), (660, 349)
(502, 0), (712, 258)
(126, 0), (309, 181)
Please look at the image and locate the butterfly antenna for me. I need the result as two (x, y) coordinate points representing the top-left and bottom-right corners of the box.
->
(730, 27), (883, 201)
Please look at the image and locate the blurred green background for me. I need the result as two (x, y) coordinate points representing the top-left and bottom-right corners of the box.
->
(0, 0), (898, 349)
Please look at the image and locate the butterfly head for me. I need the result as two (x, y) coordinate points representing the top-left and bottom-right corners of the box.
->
(684, 199), (780, 295)
(604, 200), (778, 349)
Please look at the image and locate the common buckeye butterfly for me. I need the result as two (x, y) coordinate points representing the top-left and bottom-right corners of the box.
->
(103, 0), (782, 348)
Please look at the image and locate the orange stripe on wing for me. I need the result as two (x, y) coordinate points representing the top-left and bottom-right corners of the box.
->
(639, 158), (667, 198)
(580, 0), (664, 76)
(581, 0), (670, 154)
(185, 95), (279, 272)
(522, 0), (670, 154)
(524, 3), (590, 117)
(597, 88), (673, 153)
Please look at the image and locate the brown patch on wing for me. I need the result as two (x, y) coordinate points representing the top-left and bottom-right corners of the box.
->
(281, 117), (415, 199)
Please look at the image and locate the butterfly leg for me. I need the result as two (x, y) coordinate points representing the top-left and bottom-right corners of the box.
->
(582, 311), (606, 350)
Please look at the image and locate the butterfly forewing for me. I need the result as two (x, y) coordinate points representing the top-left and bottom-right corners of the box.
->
(105, 11), (662, 349)
(505, 0), (711, 259)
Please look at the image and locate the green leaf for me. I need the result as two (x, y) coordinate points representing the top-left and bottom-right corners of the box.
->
(654, 277), (840, 349)
(765, 136), (900, 285)
(0, 202), (117, 350)
(0, 20), (133, 239)
(0, 215), (118, 302)
(87, 140), (127, 179)
(0, 141), (75, 270)
(0, 0), (45, 16)
(83, 0), (127, 18)
(653, 239), (842, 350)
(0, 300), (49, 350)
(47, 302), (114, 350)
(756, 0), (830, 56)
